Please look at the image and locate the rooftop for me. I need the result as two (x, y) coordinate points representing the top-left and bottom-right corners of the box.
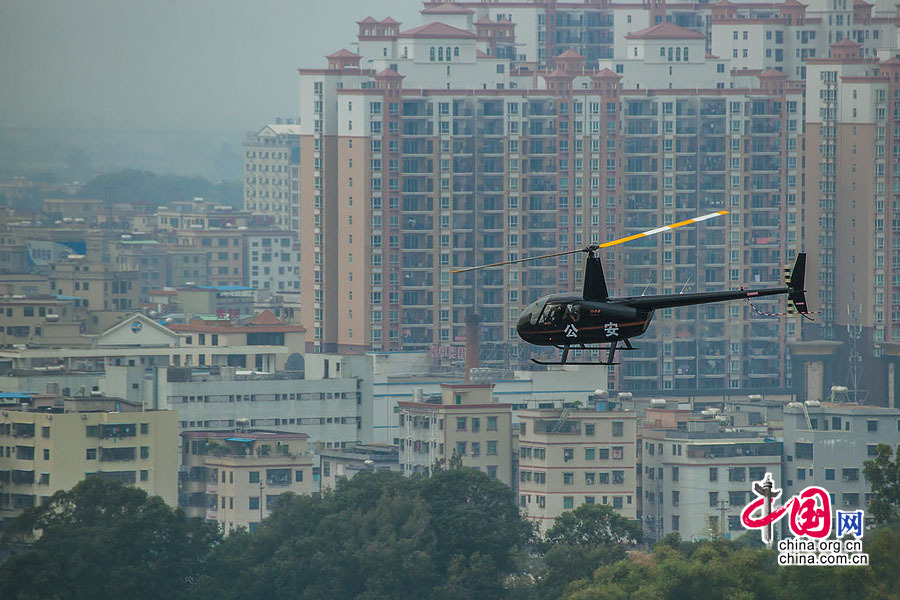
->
(625, 23), (707, 40)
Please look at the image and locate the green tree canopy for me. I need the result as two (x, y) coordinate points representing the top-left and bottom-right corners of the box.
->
(863, 443), (900, 524)
(544, 503), (642, 548)
(75, 169), (240, 207)
(200, 468), (532, 600)
(0, 477), (220, 600)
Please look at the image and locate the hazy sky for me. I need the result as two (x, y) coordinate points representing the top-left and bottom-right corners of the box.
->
(0, 0), (421, 133)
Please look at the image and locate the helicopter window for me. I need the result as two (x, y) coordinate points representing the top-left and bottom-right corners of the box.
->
(539, 302), (566, 326)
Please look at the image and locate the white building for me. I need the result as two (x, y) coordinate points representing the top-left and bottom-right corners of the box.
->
(641, 421), (782, 542)
(782, 401), (900, 520)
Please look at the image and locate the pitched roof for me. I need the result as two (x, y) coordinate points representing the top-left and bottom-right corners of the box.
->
(421, 3), (473, 15)
(757, 68), (788, 77)
(327, 48), (361, 59)
(375, 67), (404, 78)
(475, 49), (491, 58)
(381, 16), (400, 24)
(248, 309), (284, 326)
(557, 49), (584, 59)
(358, 16), (378, 24)
(593, 67), (622, 79)
(398, 22), (476, 39)
(625, 23), (707, 40)
(832, 38), (861, 47)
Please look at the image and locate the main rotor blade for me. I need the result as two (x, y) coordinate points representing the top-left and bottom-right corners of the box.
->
(450, 210), (728, 273)
(451, 248), (581, 273)
(595, 210), (728, 249)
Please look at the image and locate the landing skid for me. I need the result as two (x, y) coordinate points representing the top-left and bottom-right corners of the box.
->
(531, 339), (637, 366)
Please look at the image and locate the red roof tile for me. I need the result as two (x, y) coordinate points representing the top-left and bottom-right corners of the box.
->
(398, 22), (476, 39)
(327, 48), (361, 59)
(248, 309), (284, 326)
(557, 49), (584, 59)
(625, 23), (707, 40)
(421, 3), (474, 15)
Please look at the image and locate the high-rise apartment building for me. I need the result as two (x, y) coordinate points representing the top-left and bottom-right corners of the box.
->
(803, 41), (900, 397)
(243, 124), (301, 232)
(296, 6), (804, 394)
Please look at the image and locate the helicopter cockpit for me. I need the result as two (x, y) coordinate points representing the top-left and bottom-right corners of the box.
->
(518, 297), (581, 330)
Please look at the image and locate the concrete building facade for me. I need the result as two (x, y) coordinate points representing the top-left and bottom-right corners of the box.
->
(0, 407), (178, 525)
(397, 383), (514, 486)
(180, 430), (315, 534)
(517, 404), (638, 531)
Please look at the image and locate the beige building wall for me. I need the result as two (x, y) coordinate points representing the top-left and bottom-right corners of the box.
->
(180, 431), (315, 533)
(398, 383), (514, 486)
(337, 132), (371, 354)
(0, 409), (178, 523)
(518, 408), (638, 532)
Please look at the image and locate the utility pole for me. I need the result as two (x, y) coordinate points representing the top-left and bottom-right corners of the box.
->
(718, 499), (729, 536)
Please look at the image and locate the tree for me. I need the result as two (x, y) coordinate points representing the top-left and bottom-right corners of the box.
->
(863, 444), (900, 524)
(530, 504), (642, 598)
(0, 477), (219, 600)
(202, 469), (531, 600)
(544, 503), (642, 548)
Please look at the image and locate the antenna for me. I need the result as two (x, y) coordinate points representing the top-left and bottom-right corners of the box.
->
(846, 304), (868, 404)
(679, 272), (693, 294)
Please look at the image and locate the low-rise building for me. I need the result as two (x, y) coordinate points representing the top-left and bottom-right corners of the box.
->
(517, 402), (638, 531)
(397, 383), (514, 486)
(0, 405), (178, 525)
(180, 430), (315, 533)
(640, 421), (782, 542)
(783, 401), (900, 521)
(318, 444), (400, 491)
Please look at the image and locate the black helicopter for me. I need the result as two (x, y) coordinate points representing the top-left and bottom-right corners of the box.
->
(453, 211), (809, 366)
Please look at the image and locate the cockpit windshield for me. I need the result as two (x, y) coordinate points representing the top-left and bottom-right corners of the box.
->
(537, 302), (567, 326)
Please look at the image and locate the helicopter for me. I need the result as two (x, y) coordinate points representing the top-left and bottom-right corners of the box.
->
(452, 211), (809, 366)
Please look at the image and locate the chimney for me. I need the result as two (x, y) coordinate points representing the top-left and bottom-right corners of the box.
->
(465, 314), (480, 382)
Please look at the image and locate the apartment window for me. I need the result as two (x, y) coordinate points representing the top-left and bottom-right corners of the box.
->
(585, 423), (595, 436)
(487, 416), (498, 431)
(825, 469), (835, 481)
(842, 468), (859, 482)
(709, 467), (718, 482)
(487, 441), (498, 455)
(563, 496), (574, 510)
(564, 472), (574, 485)
(456, 442), (466, 457)
(709, 491), (719, 507)
(612, 421), (624, 437)
(868, 420), (878, 432)
(672, 515), (680, 531)
(86, 448), (97, 460)
(672, 490), (680, 506)
(140, 446), (149, 459)
(456, 417), (467, 431)
(585, 448), (595, 460)
(249, 471), (260, 483)
(671, 466), (679, 482)
(249, 497), (260, 510)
